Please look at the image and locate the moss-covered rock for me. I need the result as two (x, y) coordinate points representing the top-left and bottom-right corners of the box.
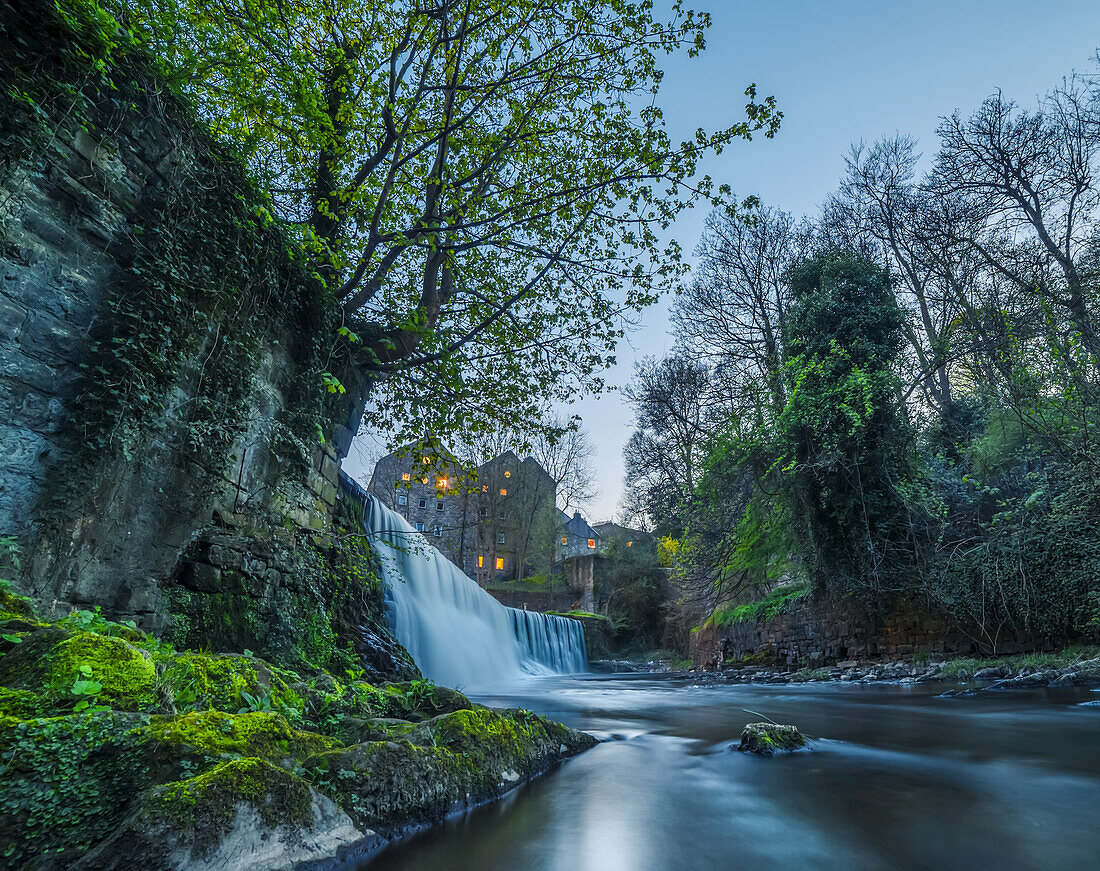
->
(147, 710), (336, 764)
(736, 722), (807, 755)
(0, 587), (36, 621)
(307, 707), (597, 830)
(0, 628), (158, 713)
(159, 652), (303, 718)
(0, 688), (47, 719)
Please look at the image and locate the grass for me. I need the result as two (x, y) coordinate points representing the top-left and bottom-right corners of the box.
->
(938, 646), (1100, 678)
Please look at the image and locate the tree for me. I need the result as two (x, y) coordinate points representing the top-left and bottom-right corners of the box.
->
(931, 83), (1100, 368)
(117, 0), (780, 442)
(622, 355), (714, 529)
(672, 198), (795, 419)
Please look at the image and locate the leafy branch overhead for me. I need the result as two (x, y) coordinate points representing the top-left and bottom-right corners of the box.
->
(117, 0), (780, 438)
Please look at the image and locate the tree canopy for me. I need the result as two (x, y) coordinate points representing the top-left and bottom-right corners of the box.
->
(115, 0), (780, 442)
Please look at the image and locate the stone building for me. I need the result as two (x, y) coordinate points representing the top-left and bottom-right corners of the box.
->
(366, 442), (558, 585)
(366, 437), (476, 569)
(467, 452), (557, 584)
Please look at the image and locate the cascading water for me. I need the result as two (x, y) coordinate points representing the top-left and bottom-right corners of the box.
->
(340, 475), (587, 689)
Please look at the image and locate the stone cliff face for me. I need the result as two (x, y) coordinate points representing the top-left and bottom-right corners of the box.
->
(0, 0), (374, 666)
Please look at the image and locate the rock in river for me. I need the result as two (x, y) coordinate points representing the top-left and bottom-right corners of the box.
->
(736, 723), (807, 755)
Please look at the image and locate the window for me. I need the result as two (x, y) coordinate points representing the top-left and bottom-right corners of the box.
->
(561, 536), (567, 546)
(418, 498), (427, 509)
(482, 485), (488, 493)
(499, 488), (507, 496)
(587, 538), (595, 549)
(397, 494), (407, 506)
(504, 470), (511, 478)
(495, 557), (504, 571)
(436, 477), (448, 489)
(421, 456), (431, 464)
(478, 555), (484, 568)
(401, 472), (411, 481)
(479, 507), (489, 518)
(433, 524), (442, 537)
(416, 522), (424, 532)
(498, 512), (505, 522)
(436, 500), (444, 512)
(497, 533), (506, 545)
(627, 541), (633, 547)
(421, 477), (429, 485)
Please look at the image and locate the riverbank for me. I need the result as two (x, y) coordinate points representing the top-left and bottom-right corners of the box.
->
(654, 647), (1100, 691)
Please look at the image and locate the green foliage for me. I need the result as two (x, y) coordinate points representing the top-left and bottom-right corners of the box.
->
(0, 712), (152, 867)
(708, 582), (810, 629)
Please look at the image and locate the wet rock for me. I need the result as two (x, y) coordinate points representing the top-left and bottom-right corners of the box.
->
(736, 723), (807, 756)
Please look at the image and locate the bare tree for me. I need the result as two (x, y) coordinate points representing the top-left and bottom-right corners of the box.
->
(931, 81), (1100, 366)
(622, 356), (715, 529)
(672, 201), (794, 418)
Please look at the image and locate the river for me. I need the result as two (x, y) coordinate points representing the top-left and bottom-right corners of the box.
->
(367, 674), (1100, 871)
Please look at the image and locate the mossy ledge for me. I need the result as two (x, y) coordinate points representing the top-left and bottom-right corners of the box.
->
(0, 603), (596, 870)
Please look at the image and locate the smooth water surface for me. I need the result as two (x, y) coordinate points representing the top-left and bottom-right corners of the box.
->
(368, 676), (1100, 871)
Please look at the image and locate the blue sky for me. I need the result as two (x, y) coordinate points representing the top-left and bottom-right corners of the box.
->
(348, 1), (1100, 521)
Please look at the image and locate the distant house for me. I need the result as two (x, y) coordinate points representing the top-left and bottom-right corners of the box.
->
(559, 510), (600, 560)
(591, 521), (648, 551)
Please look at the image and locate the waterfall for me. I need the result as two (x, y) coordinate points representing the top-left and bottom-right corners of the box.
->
(340, 475), (588, 689)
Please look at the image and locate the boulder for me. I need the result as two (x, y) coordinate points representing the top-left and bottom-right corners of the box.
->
(736, 722), (807, 755)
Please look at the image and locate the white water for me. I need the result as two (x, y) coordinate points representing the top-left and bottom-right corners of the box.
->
(346, 481), (587, 689)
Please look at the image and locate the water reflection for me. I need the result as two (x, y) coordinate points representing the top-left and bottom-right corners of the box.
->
(366, 677), (1100, 871)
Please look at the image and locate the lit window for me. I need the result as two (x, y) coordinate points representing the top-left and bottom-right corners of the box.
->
(500, 488), (507, 496)
(433, 524), (442, 537)
(436, 477), (448, 489)
(436, 500), (444, 512)
(401, 473), (411, 481)
(422, 457), (431, 464)
(397, 494), (407, 506)
(416, 522), (424, 532)
(504, 470), (511, 478)
(561, 536), (567, 545)
(418, 498), (427, 509)
(627, 541), (633, 547)
(478, 555), (484, 568)
(421, 477), (429, 484)
(495, 557), (504, 571)
(498, 533), (506, 545)
(587, 538), (595, 549)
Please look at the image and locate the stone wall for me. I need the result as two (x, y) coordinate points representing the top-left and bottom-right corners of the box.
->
(690, 593), (1057, 668)
(485, 587), (581, 613)
(0, 3), (370, 656)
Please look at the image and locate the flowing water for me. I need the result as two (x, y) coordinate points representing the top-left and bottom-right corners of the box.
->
(346, 481), (587, 688)
(368, 675), (1100, 871)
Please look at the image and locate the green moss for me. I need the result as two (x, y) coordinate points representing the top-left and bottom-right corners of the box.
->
(148, 710), (336, 762)
(348, 681), (471, 721)
(0, 628), (158, 713)
(0, 688), (46, 719)
(160, 653), (303, 719)
(46, 630), (158, 711)
(148, 757), (315, 850)
(0, 588), (35, 621)
(307, 707), (596, 830)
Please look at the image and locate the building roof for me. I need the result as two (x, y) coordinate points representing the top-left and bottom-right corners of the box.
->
(563, 510), (599, 541)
